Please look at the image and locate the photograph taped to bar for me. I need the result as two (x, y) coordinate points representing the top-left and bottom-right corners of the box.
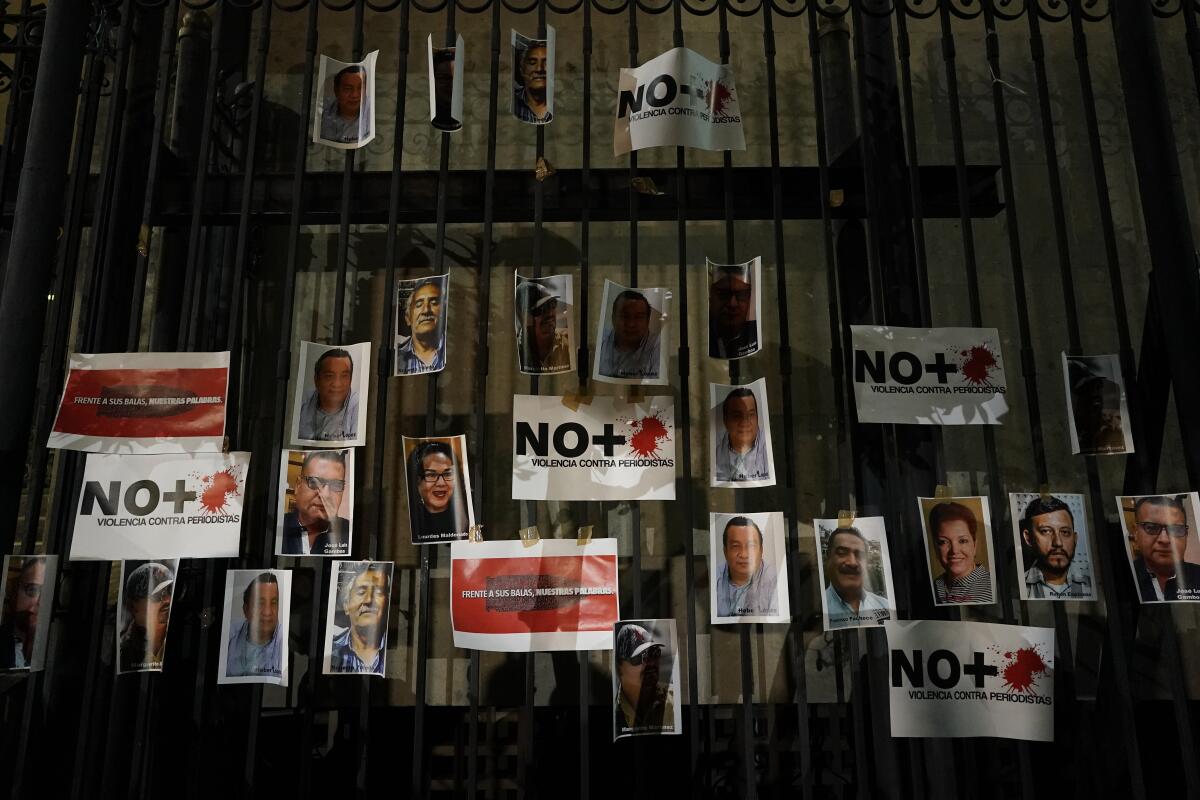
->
(312, 51), (378, 149)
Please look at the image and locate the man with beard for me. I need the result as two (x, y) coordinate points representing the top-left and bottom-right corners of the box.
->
(708, 264), (758, 358)
(516, 278), (571, 373)
(1019, 496), (1093, 599)
(714, 387), (770, 483)
(1127, 495), (1200, 602)
(298, 347), (359, 442)
(280, 450), (351, 556)
(823, 527), (890, 628)
(513, 40), (552, 123)
(614, 622), (674, 735)
(329, 563), (391, 674)
(715, 516), (779, 617)
(119, 561), (176, 673)
(320, 64), (367, 144)
(0, 557), (47, 670)
(396, 277), (447, 374)
(597, 289), (661, 380)
(225, 572), (283, 679)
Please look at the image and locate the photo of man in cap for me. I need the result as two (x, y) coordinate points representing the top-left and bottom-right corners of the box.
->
(514, 274), (573, 374)
(612, 619), (680, 740)
(117, 559), (179, 674)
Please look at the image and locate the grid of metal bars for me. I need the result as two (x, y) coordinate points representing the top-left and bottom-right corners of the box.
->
(1, 0), (1200, 798)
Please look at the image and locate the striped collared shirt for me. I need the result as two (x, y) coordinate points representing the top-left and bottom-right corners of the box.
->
(933, 564), (993, 604)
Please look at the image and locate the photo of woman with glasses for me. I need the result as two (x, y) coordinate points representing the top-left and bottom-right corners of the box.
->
(275, 449), (354, 557)
(1117, 492), (1200, 603)
(403, 435), (475, 544)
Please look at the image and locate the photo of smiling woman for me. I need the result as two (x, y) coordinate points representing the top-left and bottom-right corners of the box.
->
(117, 559), (180, 674)
(403, 435), (475, 544)
(917, 496), (996, 607)
(323, 561), (394, 677)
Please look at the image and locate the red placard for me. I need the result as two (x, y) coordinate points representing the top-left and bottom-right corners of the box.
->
(53, 367), (228, 439)
(452, 554), (618, 635)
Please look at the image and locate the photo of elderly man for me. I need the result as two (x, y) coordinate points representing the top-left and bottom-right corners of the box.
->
(511, 29), (554, 124)
(394, 274), (449, 376)
(324, 561), (393, 676)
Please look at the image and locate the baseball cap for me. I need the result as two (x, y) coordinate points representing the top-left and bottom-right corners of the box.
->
(615, 623), (663, 662)
(516, 279), (559, 316)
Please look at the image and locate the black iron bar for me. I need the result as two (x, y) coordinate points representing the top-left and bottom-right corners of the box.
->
(465, 1), (500, 796)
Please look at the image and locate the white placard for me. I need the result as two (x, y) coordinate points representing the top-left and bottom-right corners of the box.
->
(512, 394), (676, 501)
(71, 452), (249, 560)
(887, 619), (1055, 742)
(850, 326), (1009, 425)
(614, 46), (745, 155)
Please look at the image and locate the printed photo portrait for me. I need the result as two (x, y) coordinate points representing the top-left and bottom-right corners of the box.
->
(117, 558), (179, 674)
(323, 561), (394, 676)
(1009, 492), (1095, 601)
(289, 340), (370, 448)
(1116, 492), (1200, 603)
(612, 618), (682, 741)
(404, 435), (475, 544)
(275, 448), (354, 557)
(917, 497), (996, 607)
(0, 555), (57, 672)
(514, 273), (575, 375)
(708, 511), (790, 624)
(394, 273), (449, 376)
(707, 256), (761, 360)
(593, 280), (670, 386)
(813, 517), (896, 631)
(217, 569), (292, 685)
(709, 378), (775, 488)
(1062, 353), (1134, 456)
(312, 51), (378, 149)
(428, 34), (465, 132)
(511, 28), (555, 125)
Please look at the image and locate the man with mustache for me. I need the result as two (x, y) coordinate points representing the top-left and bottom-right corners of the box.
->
(513, 40), (552, 123)
(1019, 496), (1093, 599)
(280, 450), (351, 556)
(298, 347), (359, 442)
(714, 387), (771, 483)
(1126, 495), (1200, 602)
(823, 527), (890, 629)
(715, 516), (779, 617)
(516, 278), (571, 373)
(320, 63), (368, 144)
(396, 277), (446, 374)
(613, 622), (674, 736)
(329, 563), (391, 674)
(0, 557), (47, 670)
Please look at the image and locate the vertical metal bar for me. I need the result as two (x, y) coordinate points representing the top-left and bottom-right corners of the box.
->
(413, 7), (458, 798)
(176, 3), (227, 349)
(465, 1), (500, 795)
(334, 0), (366, 345)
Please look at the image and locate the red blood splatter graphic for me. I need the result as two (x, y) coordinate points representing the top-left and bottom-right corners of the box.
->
(1000, 647), (1048, 694)
(958, 345), (998, 386)
(704, 80), (735, 115)
(198, 469), (240, 514)
(628, 415), (669, 457)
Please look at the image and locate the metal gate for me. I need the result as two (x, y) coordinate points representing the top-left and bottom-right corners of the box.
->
(1, 0), (1199, 797)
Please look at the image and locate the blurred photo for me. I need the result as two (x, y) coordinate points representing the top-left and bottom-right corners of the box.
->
(324, 561), (394, 676)
(707, 257), (761, 359)
(313, 51), (378, 149)
(218, 569), (292, 685)
(514, 273), (575, 375)
(511, 29), (555, 124)
(1063, 353), (1134, 456)
(594, 280), (669, 385)
(0, 555), (57, 671)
